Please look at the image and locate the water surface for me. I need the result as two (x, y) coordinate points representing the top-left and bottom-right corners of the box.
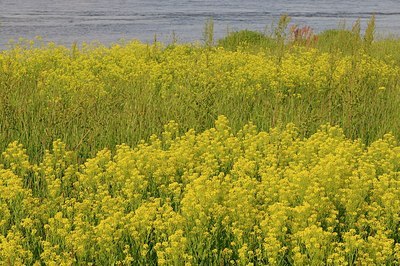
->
(1, 0), (400, 47)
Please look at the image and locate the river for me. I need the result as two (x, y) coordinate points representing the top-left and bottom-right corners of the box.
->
(1, 0), (400, 48)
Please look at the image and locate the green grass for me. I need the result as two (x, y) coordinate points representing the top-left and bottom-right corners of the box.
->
(1, 16), (400, 162)
(217, 29), (277, 52)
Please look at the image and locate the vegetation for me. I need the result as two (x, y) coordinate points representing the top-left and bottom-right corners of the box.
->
(217, 30), (276, 51)
(1, 16), (400, 162)
(1, 118), (400, 265)
(1, 16), (400, 264)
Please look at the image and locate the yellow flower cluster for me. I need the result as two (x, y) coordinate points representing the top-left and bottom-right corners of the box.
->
(1, 40), (399, 162)
(1, 116), (399, 265)
(0, 41), (400, 165)
(2, 42), (397, 97)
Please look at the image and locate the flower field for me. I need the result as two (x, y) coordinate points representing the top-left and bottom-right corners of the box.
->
(1, 33), (400, 162)
(1, 19), (400, 265)
(1, 117), (400, 265)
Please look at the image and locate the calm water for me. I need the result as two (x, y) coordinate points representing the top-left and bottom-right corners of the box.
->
(1, 0), (400, 48)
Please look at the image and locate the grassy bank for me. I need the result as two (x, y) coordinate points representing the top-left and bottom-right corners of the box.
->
(2, 16), (400, 265)
(1, 19), (400, 161)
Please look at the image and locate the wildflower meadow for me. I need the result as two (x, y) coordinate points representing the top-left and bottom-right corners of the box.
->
(1, 17), (400, 265)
